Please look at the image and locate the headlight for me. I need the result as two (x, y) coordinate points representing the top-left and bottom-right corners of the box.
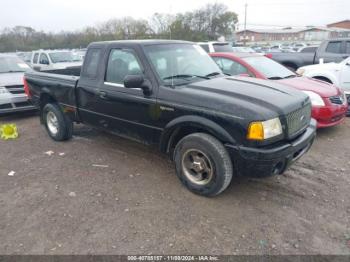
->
(247, 117), (282, 141)
(0, 86), (9, 94)
(296, 68), (305, 75)
(302, 91), (325, 106)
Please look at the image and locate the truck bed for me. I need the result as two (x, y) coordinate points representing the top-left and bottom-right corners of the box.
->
(25, 71), (80, 115)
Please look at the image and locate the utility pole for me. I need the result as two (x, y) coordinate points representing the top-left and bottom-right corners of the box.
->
(243, 2), (247, 46)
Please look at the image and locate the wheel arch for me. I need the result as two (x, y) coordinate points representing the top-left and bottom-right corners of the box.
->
(160, 115), (235, 157)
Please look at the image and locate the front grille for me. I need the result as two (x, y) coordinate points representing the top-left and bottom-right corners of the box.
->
(5, 85), (25, 94)
(286, 102), (312, 138)
(329, 95), (344, 105)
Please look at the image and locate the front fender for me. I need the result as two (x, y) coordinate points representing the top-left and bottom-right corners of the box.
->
(159, 115), (236, 153)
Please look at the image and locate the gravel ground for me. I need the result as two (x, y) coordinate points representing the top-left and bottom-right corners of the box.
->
(0, 112), (349, 255)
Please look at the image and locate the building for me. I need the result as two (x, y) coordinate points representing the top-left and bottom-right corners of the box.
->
(236, 26), (350, 43)
(327, 20), (350, 30)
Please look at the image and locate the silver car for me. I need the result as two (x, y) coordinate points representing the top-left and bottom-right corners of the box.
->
(0, 54), (36, 114)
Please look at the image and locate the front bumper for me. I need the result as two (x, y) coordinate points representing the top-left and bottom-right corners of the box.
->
(225, 119), (317, 178)
(0, 94), (36, 114)
(312, 104), (347, 128)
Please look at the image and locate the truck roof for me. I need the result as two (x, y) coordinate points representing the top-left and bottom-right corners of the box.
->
(88, 39), (193, 48)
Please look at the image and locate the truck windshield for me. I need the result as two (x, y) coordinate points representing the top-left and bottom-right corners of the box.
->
(0, 57), (30, 73)
(243, 56), (295, 79)
(49, 52), (82, 63)
(144, 43), (222, 85)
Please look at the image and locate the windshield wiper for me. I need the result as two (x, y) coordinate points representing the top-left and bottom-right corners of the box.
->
(205, 72), (221, 78)
(163, 74), (209, 80)
(268, 76), (283, 80)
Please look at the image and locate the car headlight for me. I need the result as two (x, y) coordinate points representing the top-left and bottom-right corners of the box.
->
(296, 68), (305, 75)
(302, 91), (325, 106)
(247, 117), (283, 141)
(0, 86), (9, 94)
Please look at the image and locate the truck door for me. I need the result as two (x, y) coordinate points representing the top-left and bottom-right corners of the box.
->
(78, 46), (160, 145)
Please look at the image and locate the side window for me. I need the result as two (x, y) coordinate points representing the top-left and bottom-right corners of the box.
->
(326, 41), (342, 54)
(39, 53), (49, 65)
(345, 41), (350, 54)
(199, 44), (210, 53)
(33, 53), (39, 64)
(105, 49), (142, 85)
(215, 58), (248, 76)
(82, 48), (101, 78)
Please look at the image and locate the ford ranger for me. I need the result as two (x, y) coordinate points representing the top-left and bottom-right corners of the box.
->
(24, 40), (316, 196)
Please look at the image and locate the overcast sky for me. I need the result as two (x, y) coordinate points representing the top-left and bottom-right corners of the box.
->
(0, 0), (349, 32)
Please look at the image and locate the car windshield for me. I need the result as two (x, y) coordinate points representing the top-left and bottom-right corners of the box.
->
(0, 56), (30, 73)
(243, 56), (295, 79)
(144, 43), (222, 85)
(49, 52), (82, 63)
(213, 43), (233, 52)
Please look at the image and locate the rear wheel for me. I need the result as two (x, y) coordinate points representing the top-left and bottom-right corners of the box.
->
(42, 103), (73, 141)
(174, 133), (233, 196)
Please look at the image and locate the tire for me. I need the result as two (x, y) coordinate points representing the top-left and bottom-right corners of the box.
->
(42, 103), (73, 141)
(174, 133), (233, 197)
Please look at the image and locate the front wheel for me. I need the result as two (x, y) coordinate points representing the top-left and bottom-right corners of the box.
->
(42, 103), (73, 141)
(174, 133), (233, 197)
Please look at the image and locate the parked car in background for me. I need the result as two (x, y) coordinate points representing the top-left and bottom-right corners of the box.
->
(197, 41), (233, 53)
(0, 54), (36, 114)
(24, 40), (316, 196)
(210, 52), (348, 128)
(297, 57), (350, 115)
(268, 38), (350, 71)
(292, 43), (307, 51)
(30, 50), (83, 72)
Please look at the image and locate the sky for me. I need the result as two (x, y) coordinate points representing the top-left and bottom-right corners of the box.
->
(0, 0), (349, 32)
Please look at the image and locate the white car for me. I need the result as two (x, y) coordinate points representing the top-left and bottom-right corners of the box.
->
(297, 57), (350, 106)
(30, 50), (83, 72)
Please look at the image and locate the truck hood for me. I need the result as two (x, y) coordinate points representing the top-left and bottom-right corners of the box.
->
(276, 76), (339, 98)
(0, 72), (25, 86)
(172, 76), (309, 121)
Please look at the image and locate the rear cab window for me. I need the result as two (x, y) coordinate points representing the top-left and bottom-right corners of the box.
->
(82, 48), (101, 79)
(325, 41), (342, 54)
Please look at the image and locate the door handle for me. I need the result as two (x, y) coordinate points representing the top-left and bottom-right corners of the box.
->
(99, 91), (108, 99)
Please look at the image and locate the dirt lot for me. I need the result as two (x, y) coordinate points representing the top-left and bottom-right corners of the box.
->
(0, 112), (349, 255)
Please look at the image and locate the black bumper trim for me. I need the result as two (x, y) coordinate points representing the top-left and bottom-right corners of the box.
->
(225, 119), (317, 178)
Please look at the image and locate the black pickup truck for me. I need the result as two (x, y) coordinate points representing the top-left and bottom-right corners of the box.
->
(269, 38), (350, 71)
(24, 40), (316, 196)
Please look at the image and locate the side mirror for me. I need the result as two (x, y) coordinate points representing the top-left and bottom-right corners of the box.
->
(41, 60), (49, 65)
(124, 75), (152, 95)
(346, 62), (350, 66)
